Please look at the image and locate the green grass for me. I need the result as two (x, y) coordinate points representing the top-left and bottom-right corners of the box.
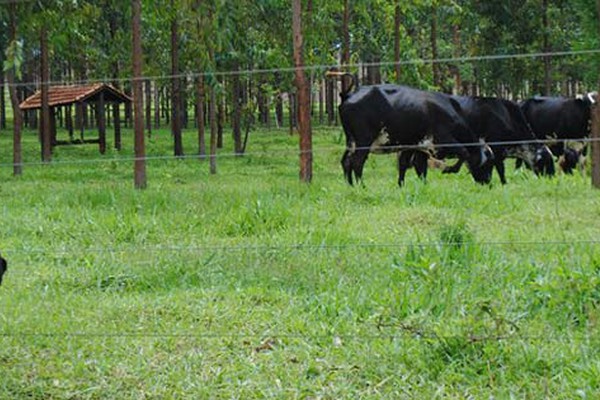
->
(1, 124), (600, 398)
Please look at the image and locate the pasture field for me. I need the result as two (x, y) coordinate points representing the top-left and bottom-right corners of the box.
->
(1, 125), (600, 399)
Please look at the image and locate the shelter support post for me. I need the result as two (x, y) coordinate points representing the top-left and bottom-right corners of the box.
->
(98, 92), (106, 154)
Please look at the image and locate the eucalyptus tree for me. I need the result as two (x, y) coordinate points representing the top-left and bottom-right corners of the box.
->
(4, 1), (23, 175)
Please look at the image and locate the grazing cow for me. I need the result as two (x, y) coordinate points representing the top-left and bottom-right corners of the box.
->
(0, 255), (6, 286)
(334, 80), (494, 187)
(442, 95), (555, 184)
(520, 93), (596, 173)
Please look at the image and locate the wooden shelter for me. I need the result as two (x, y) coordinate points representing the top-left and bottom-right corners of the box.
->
(19, 83), (132, 154)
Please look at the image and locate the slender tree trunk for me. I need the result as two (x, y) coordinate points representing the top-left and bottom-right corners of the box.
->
(171, 2), (183, 156)
(8, 3), (22, 176)
(293, 0), (312, 183)
(394, 0), (402, 83)
(232, 63), (242, 154)
(217, 93), (224, 148)
(196, 75), (206, 158)
(132, 0), (146, 189)
(209, 83), (217, 174)
(430, 6), (441, 88)
(0, 68), (5, 131)
(326, 75), (334, 125)
(145, 79), (152, 137)
(341, 0), (351, 92)
(109, 9), (122, 150)
(154, 82), (161, 128)
(275, 73), (284, 127)
(542, 0), (551, 95)
(40, 24), (52, 163)
(453, 24), (462, 94)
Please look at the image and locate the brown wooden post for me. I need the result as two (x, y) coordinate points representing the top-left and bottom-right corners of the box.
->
(66, 104), (74, 141)
(98, 92), (106, 154)
(593, 0), (600, 188)
(132, 0), (146, 189)
(50, 107), (57, 146)
(113, 102), (121, 151)
(592, 105), (600, 188)
(293, 0), (312, 183)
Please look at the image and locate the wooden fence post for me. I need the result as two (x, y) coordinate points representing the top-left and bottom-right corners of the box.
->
(592, 104), (600, 188)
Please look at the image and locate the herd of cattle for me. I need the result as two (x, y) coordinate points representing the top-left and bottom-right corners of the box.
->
(328, 72), (597, 187)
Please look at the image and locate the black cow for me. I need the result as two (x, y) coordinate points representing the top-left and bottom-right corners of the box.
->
(0, 255), (6, 286)
(520, 93), (596, 174)
(442, 95), (555, 184)
(337, 82), (494, 187)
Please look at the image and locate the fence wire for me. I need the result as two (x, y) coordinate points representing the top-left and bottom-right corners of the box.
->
(0, 137), (596, 170)
(3, 48), (600, 88)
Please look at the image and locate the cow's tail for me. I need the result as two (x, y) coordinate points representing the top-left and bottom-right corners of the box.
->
(325, 70), (357, 102)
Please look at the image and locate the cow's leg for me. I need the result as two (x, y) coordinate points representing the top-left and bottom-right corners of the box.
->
(341, 150), (354, 185)
(397, 151), (410, 187)
(515, 158), (523, 170)
(442, 159), (464, 174)
(414, 151), (429, 182)
(495, 158), (507, 184)
(351, 149), (370, 185)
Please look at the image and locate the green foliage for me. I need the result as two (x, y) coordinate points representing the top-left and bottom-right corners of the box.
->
(3, 39), (23, 79)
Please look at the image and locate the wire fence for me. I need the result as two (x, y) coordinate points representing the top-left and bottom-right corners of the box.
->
(1, 49), (599, 347)
(3, 48), (600, 88)
(0, 137), (595, 170)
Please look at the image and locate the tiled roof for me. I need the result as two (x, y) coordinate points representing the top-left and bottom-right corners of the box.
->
(19, 83), (132, 110)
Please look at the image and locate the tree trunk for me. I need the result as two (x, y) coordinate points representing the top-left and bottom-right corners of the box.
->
(341, 0), (351, 93)
(132, 0), (147, 189)
(171, 2), (183, 156)
(326, 75), (334, 125)
(196, 75), (206, 158)
(430, 6), (440, 88)
(542, 0), (551, 95)
(217, 93), (224, 149)
(40, 24), (52, 163)
(154, 82), (161, 129)
(232, 63), (243, 154)
(145, 78), (152, 137)
(8, 2), (22, 176)
(0, 69), (5, 131)
(209, 83), (217, 174)
(275, 73), (284, 128)
(394, 0), (402, 83)
(453, 24), (462, 94)
(293, 0), (312, 183)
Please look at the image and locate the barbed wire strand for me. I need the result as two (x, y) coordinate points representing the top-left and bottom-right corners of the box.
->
(0, 136), (596, 169)
(4, 48), (600, 88)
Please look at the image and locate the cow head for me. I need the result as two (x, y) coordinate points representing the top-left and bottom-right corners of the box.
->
(466, 142), (494, 184)
(515, 144), (555, 177)
(0, 255), (6, 286)
(577, 91), (598, 107)
(559, 147), (584, 174)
